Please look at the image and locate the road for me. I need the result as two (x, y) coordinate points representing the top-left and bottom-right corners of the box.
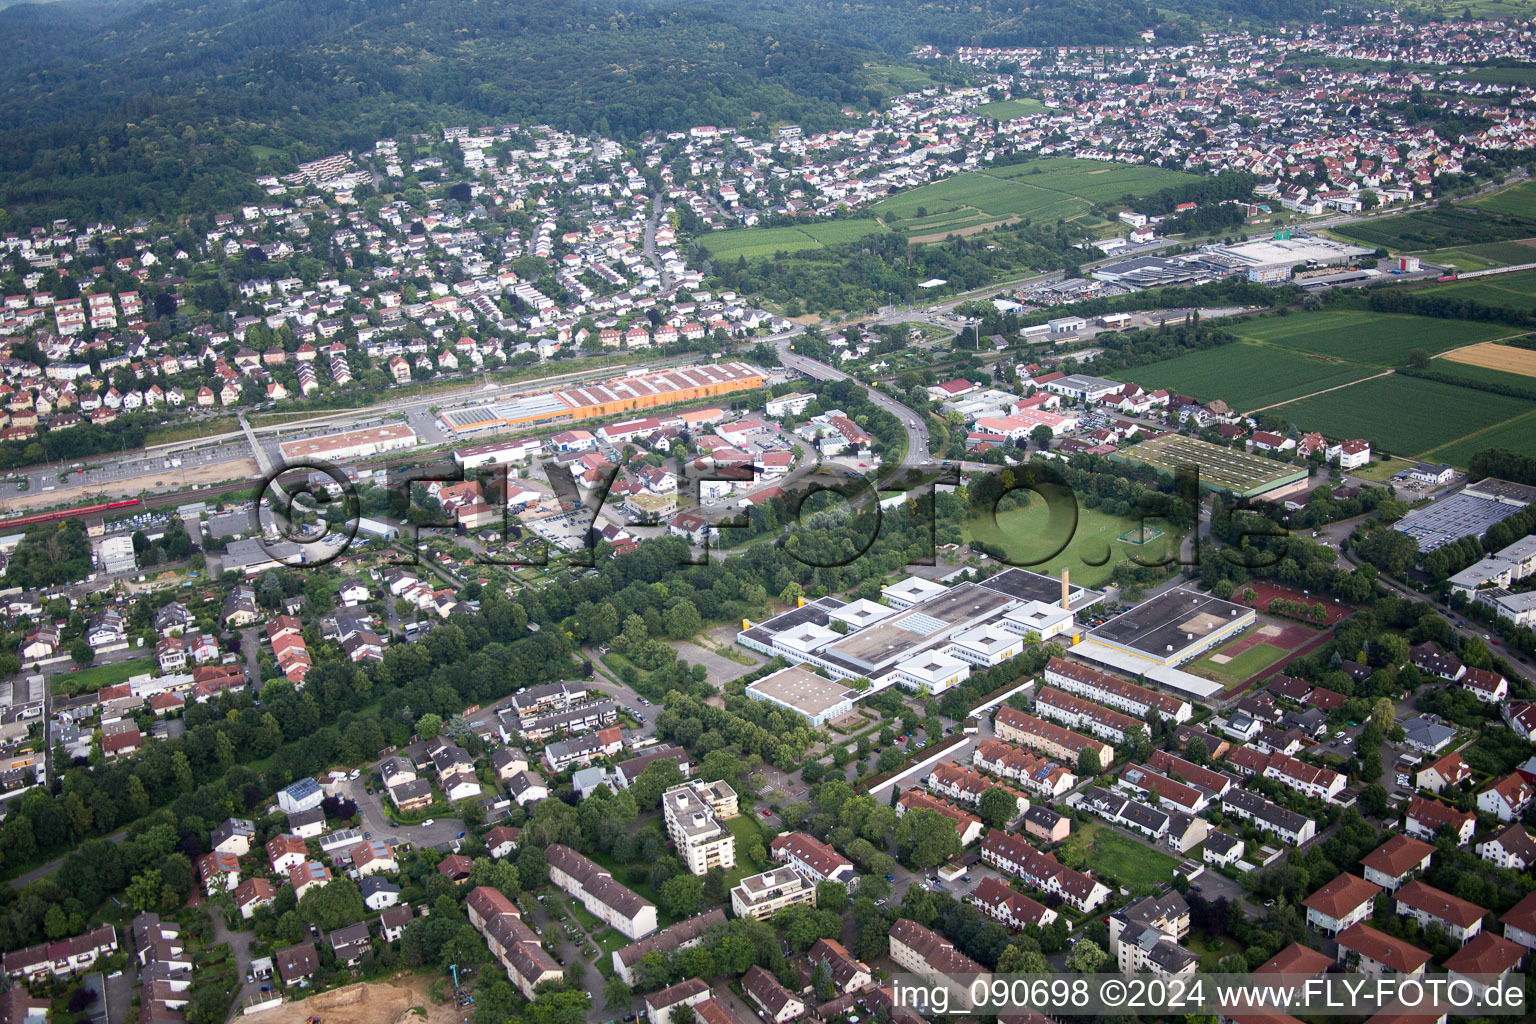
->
(773, 334), (933, 477)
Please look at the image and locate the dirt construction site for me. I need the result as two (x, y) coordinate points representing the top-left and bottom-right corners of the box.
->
(262, 976), (465, 1024)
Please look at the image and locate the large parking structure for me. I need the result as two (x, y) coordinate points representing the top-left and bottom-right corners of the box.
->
(1110, 434), (1307, 498)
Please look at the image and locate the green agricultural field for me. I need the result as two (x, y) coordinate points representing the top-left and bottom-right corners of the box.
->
(1265, 374), (1536, 457)
(1121, 341), (1380, 413)
(700, 157), (1198, 260)
(963, 499), (1181, 589)
(1419, 269), (1536, 311)
(970, 98), (1046, 119)
(1229, 310), (1514, 366)
(1414, 242), (1536, 273)
(1471, 181), (1536, 219)
(865, 63), (944, 95)
(1427, 408), (1536, 465)
(1423, 354), (1536, 391)
(1334, 186), (1536, 250)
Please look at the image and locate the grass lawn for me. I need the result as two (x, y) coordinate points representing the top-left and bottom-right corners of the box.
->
(566, 898), (603, 931)
(53, 656), (157, 695)
(1349, 457), (1417, 482)
(1062, 821), (1180, 890)
(719, 814), (774, 892)
(971, 98), (1047, 119)
(964, 498), (1182, 589)
(1188, 641), (1290, 688)
(1189, 930), (1243, 971)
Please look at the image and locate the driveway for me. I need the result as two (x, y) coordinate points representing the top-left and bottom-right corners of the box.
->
(339, 777), (465, 851)
(207, 904), (263, 1016)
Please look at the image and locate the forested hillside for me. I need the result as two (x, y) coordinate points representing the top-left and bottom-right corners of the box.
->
(0, 0), (874, 221)
(0, 0), (1347, 223)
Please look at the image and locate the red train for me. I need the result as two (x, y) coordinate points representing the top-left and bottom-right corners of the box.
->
(0, 497), (141, 530)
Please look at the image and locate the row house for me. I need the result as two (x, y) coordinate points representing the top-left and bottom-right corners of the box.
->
(969, 876), (1057, 931)
(1263, 752), (1346, 802)
(1075, 785), (1172, 842)
(1043, 657), (1191, 722)
(1221, 789), (1316, 846)
(888, 918), (988, 1013)
(3, 925), (118, 980)
(980, 830), (1111, 912)
(767, 832), (857, 888)
(1034, 686), (1140, 744)
(972, 739), (1076, 798)
(611, 909), (727, 986)
(896, 790), (984, 846)
(927, 762), (1030, 820)
(994, 706), (1113, 767)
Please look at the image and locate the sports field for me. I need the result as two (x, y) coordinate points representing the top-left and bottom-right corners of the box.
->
(1189, 641), (1289, 688)
(963, 499), (1180, 589)
(1227, 310), (1513, 366)
(1419, 269), (1536, 312)
(1265, 374), (1535, 457)
(1122, 340), (1379, 411)
(971, 98), (1046, 119)
(1439, 341), (1536, 379)
(1111, 434), (1306, 496)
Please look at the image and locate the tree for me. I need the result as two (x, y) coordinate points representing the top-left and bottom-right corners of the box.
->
(1065, 939), (1109, 973)
(1078, 747), (1102, 777)
(1186, 737), (1210, 765)
(1359, 783), (1390, 818)
(895, 808), (961, 869)
(977, 787), (1019, 828)
(815, 880), (848, 912)
(70, 640), (94, 667)
(629, 758), (686, 811)
(415, 713), (443, 741)
(298, 877), (367, 931)
(657, 874), (703, 918)
(604, 977), (633, 1012)
(1030, 425), (1055, 449)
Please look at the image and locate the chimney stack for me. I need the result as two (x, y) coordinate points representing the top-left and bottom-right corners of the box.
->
(1061, 568), (1070, 611)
